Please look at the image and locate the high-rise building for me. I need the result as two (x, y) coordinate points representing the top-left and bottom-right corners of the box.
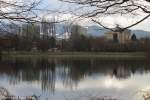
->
(40, 18), (56, 38)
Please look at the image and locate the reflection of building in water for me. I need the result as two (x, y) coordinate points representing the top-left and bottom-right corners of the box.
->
(113, 65), (131, 79)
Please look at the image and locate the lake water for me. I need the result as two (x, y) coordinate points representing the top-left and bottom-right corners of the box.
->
(0, 57), (150, 100)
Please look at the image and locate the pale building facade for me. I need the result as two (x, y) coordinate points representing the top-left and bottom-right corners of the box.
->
(105, 29), (131, 44)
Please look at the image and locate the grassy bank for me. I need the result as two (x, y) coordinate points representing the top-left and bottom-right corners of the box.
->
(2, 51), (145, 60)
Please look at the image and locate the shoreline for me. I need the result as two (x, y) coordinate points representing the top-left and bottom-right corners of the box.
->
(2, 51), (145, 60)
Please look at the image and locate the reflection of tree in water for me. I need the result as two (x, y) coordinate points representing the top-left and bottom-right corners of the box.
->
(60, 60), (92, 89)
(59, 66), (78, 89)
(39, 58), (56, 92)
(0, 58), (149, 92)
(0, 58), (56, 92)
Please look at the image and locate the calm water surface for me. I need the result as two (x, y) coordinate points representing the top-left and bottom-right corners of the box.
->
(0, 57), (150, 100)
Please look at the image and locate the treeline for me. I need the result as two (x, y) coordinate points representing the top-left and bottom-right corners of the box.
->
(0, 23), (149, 52)
(0, 31), (149, 52)
(0, 34), (56, 52)
(59, 34), (149, 52)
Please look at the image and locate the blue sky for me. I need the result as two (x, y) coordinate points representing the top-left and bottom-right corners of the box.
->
(40, 0), (67, 10)
(40, 0), (150, 32)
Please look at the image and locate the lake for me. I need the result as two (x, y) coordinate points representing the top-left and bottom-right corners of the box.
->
(0, 57), (149, 100)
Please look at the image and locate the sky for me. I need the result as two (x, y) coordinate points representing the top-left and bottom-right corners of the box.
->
(41, 0), (150, 31)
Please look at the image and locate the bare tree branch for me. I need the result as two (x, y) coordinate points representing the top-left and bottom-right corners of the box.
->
(0, 0), (42, 23)
(60, 0), (150, 29)
(92, 19), (114, 31)
(92, 13), (150, 32)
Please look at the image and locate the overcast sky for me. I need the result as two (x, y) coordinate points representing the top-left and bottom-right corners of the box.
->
(44, 0), (150, 31)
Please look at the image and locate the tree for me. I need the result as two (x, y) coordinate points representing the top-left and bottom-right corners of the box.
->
(37, 39), (50, 52)
(131, 34), (137, 41)
(21, 23), (40, 41)
(60, 0), (150, 31)
(69, 24), (87, 51)
(0, 34), (19, 51)
(49, 36), (56, 49)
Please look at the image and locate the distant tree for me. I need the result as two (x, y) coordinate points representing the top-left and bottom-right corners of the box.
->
(49, 36), (56, 49)
(16, 37), (32, 51)
(91, 37), (107, 51)
(131, 34), (137, 41)
(37, 39), (50, 52)
(70, 24), (81, 51)
(69, 24), (88, 51)
(113, 34), (119, 43)
(70, 25), (81, 38)
(21, 23), (40, 41)
(37, 36), (56, 52)
(59, 39), (72, 51)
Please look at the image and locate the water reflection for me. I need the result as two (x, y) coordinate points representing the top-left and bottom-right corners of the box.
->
(0, 58), (148, 92)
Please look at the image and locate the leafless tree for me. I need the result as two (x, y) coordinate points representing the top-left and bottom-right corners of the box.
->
(59, 0), (150, 31)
